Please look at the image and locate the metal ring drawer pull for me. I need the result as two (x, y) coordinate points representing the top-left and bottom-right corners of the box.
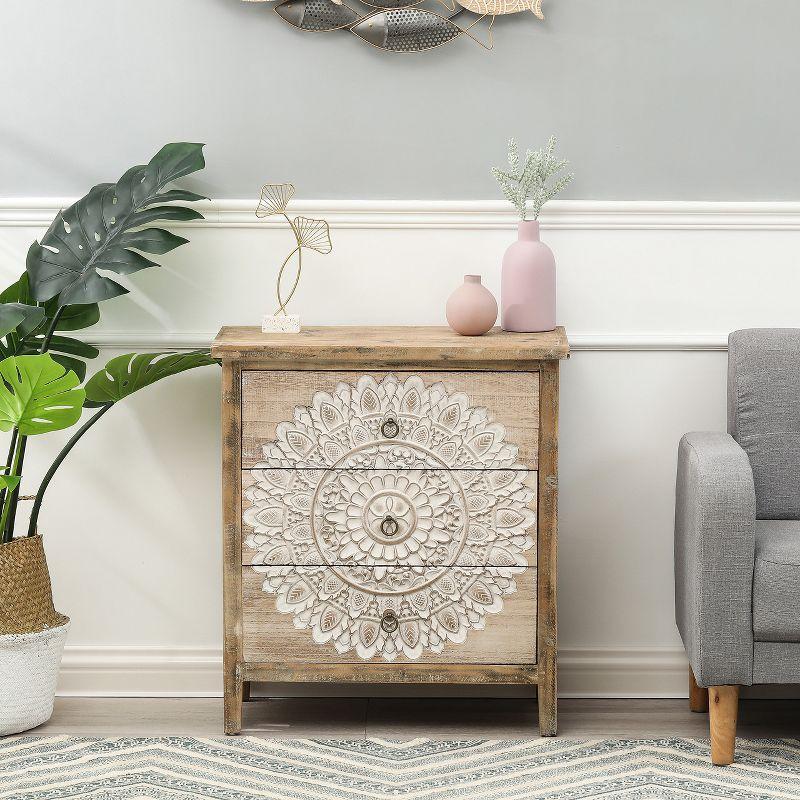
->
(380, 610), (399, 634)
(380, 515), (398, 537)
(380, 416), (399, 438)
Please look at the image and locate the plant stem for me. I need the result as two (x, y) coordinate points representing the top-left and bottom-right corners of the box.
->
(0, 433), (24, 543)
(2, 436), (25, 541)
(27, 403), (113, 537)
(4, 305), (66, 538)
(40, 307), (64, 354)
(0, 428), (18, 513)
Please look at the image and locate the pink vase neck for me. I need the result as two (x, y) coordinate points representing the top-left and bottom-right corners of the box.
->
(518, 220), (540, 241)
(464, 274), (482, 284)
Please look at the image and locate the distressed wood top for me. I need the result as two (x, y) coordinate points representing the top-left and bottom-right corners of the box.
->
(211, 326), (569, 364)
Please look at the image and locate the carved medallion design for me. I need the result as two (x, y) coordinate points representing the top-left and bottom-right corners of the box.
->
(244, 374), (535, 661)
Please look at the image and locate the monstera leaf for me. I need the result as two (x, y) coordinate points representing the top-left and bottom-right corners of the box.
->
(0, 303), (44, 339)
(1, 273), (100, 331)
(84, 350), (218, 407)
(0, 274), (99, 381)
(0, 354), (85, 436)
(26, 142), (206, 307)
(0, 471), (20, 493)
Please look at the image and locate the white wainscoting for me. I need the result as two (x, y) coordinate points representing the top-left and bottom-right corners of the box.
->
(1, 198), (799, 698)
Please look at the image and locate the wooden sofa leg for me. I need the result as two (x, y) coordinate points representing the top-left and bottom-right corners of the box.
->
(709, 685), (739, 765)
(689, 666), (709, 712)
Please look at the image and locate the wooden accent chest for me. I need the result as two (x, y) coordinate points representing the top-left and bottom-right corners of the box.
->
(212, 326), (569, 735)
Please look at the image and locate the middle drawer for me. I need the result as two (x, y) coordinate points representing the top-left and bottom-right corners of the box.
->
(242, 468), (537, 569)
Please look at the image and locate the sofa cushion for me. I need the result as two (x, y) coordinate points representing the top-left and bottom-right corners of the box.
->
(728, 329), (800, 519)
(754, 520), (800, 641)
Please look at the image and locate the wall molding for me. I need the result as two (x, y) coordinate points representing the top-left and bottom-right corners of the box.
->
(56, 645), (690, 698)
(3, 198), (800, 232)
(2, 197), (787, 352)
(81, 331), (731, 352)
(566, 334), (729, 352)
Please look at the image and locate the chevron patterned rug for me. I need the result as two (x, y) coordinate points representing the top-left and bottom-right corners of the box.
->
(2, 737), (800, 799)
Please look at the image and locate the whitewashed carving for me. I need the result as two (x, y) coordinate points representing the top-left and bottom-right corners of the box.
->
(244, 374), (535, 661)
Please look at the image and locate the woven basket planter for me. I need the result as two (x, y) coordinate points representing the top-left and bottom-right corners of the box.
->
(0, 535), (63, 635)
(0, 535), (69, 734)
(0, 615), (70, 735)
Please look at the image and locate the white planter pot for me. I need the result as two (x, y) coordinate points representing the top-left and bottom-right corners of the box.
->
(0, 617), (69, 735)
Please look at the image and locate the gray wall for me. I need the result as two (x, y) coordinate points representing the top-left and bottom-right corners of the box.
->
(2, 0), (799, 200)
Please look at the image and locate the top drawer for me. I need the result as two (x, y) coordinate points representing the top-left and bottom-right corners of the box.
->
(242, 371), (539, 470)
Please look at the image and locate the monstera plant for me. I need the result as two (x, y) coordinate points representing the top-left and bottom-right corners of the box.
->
(0, 142), (217, 545)
(0, 142), (216, 736)
(0, 142), (219, 737)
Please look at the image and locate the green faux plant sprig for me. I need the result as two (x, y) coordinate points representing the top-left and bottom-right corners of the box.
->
(491, 136), (574, 221)
(0, 142), (218, 544)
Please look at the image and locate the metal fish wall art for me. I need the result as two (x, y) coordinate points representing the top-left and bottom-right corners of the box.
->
(242, 0), (544, 52)
(351, 8), (466, 52)
(352, 0), (430, 8)
(274, 0), (360, 32)
(454, 0), (543, 18)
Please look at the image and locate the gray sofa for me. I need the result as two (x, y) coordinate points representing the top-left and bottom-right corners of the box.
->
(675, 328), (800, 764)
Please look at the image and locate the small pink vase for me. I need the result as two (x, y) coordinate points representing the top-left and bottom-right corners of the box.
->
(446, 275), (498, 336)
(501, 220), (556, 332)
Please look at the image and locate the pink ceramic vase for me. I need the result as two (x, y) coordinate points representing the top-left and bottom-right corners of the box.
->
(501, 220), (556, 332)
(446, 275), (497, 336)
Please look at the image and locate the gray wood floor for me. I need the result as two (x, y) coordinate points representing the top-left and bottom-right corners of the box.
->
(33, 697), (800, 739)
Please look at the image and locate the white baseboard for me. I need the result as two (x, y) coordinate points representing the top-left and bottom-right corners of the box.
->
(58, 647), (224, 698)
(558, 647), (688, 698)
(57, 645), (691, 698)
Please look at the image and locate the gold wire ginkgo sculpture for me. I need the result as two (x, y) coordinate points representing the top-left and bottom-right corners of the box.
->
(256, 182), (332, 332)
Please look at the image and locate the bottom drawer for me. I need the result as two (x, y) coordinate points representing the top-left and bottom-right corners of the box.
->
(242, 565), (536, 663)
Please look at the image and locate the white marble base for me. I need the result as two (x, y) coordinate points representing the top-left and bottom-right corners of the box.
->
(262, 314), (301, 333)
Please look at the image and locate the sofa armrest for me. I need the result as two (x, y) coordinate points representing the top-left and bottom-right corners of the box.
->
(674, 432), (756, 686)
